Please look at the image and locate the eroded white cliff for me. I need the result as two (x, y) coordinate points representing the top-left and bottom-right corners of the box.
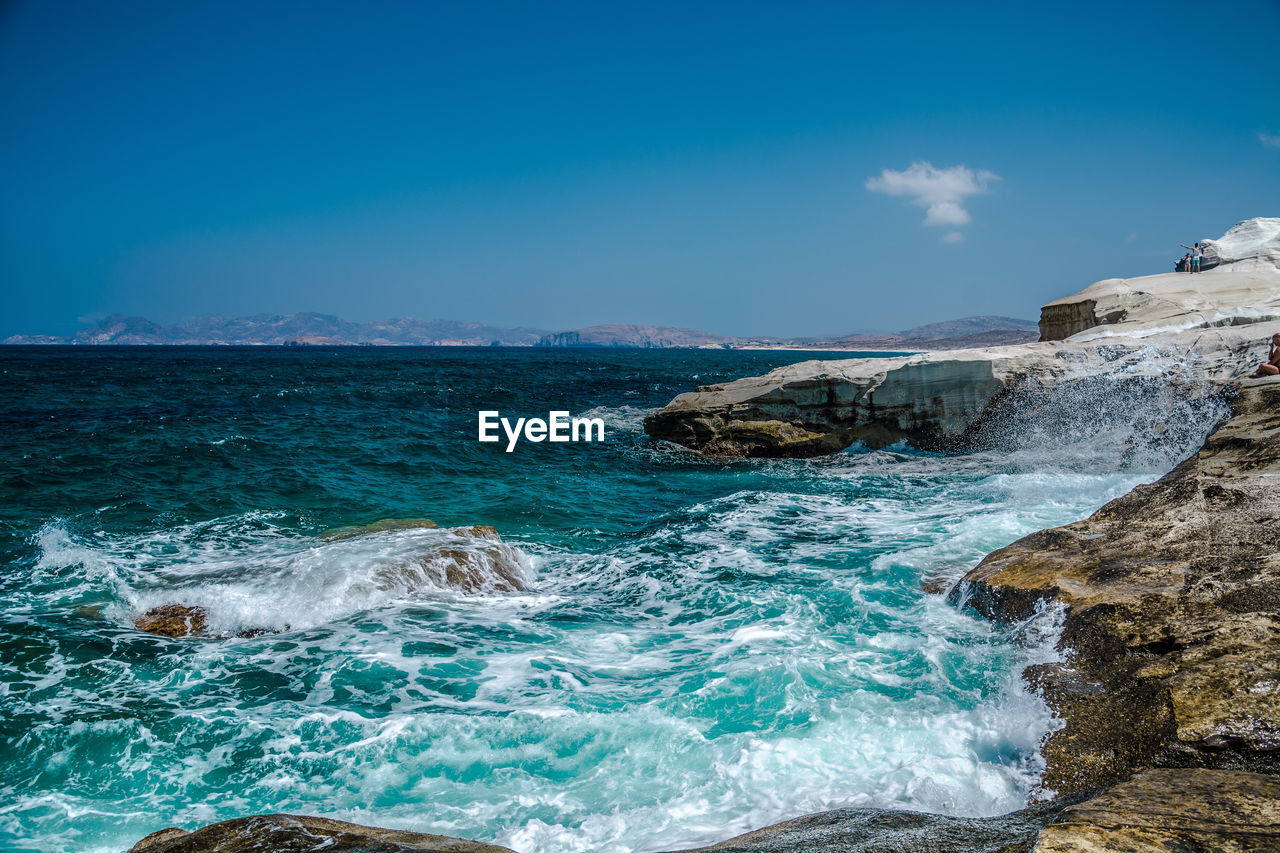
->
(645, 217), (1280, 457)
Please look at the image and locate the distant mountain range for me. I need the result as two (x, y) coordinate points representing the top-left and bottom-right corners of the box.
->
(4, 313), (549, 347)
(3, 313), (1039, 350)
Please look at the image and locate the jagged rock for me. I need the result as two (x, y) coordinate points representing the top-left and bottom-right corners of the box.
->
(126, 813), (515, 852)
(664, 793), (1093, 853)
(132, 828), (191, 848)
(954, 379), (1280, 794)
(132, 605), (281, 639)
(320, 517), (439, 541)
(355, 524), (529, 594)
(134, 605), (208, 638)
(1033, 769), (1280, 852)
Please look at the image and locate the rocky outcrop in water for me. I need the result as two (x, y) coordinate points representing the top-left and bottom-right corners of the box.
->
(132, 604), (277, 639)
(134, 604), (208, 637)
(645, 219), (1280, 457)
(955, 378), (1280, 795)
(406, 524), (529, 593)
(127, 814), (514, 853)
(642, 323), (1270, 456)
(132, 524), (527, 638)
(663, 768), (1280, 852)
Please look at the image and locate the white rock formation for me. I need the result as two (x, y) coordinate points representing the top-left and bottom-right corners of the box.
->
(1202, 217), (1280, 272)
(1039, 268), (1280, 341)
(645, 218), (1280, 457)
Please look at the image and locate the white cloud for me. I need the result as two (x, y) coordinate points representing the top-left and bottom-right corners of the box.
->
(1260, 132), (1280, 148)
(866, 162), (998, 231)
(941, 231), (965, 245)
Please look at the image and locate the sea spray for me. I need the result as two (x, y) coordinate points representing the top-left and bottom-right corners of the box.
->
(961, 345), (1231, 468)
(0, 347), (1231, 853)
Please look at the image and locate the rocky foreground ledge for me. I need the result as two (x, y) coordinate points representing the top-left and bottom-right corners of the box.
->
(127, 814), (516, 852)
(953, 378), (1280, 797)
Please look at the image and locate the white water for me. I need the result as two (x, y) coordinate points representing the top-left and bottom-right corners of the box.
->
(2, 352), (1231, 853)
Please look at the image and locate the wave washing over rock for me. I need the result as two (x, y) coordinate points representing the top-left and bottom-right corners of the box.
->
(6, 345), (1180, 853)
(644, 218), (1280, 458)
(39, 519), (534, 640)
(6, 221), (1280, 852)
(636, 218), (1280, 851)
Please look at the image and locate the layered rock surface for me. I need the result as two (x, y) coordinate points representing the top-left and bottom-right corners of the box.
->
(1033, 769), (1280, 853)
(643, 319), (1277, 456)
(956, 378), (1280, 795)
(645, 218), (1280, 457)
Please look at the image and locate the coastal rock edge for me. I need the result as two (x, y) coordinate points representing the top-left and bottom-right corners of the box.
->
(126, 813), (516, 852)
(954, 378), (1280, 795)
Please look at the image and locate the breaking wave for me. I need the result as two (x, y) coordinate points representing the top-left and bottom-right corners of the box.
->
(0, 346), (1233, 852)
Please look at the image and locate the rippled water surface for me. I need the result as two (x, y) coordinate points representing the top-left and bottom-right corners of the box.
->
(0, 346), (1225, 852)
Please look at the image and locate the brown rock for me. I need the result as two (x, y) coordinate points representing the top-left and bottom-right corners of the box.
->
(131, 827), (192, 849)
(1033, 768), (1280, 852)
(1037, 299), (1099, 342)
(921, 576), (954, 595)
(403, 525), (527, 593)
(956, 379), (1280, 793)
(134, 605), (208, 638)
(126, 814), (514, 852)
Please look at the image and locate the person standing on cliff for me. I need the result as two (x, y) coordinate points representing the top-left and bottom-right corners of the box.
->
(1180, 241), (1204, 273)
(1250, 333), (1280, 377)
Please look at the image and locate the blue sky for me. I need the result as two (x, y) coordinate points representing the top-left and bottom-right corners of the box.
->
(2, 0), (1278, 338)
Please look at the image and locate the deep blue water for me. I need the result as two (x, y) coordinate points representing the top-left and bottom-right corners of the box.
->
(0, 346), (1221, 852)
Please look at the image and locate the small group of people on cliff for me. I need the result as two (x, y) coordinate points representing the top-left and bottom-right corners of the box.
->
(1176, 242), (1206, 273)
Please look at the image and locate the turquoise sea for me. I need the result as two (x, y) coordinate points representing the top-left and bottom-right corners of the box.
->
(0, 346), (1225, 852)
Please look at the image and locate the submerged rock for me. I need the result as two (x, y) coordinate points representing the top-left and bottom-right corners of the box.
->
(321, 520), (528, 592)
(321, 517), (439, 541)
(134, 604), (208, 637)
(127, 813), (514, 852)
(955, 379), (1280, 793)
(397, 524), (528, 593)
(131, 525), (525, 639)
(349, 524), (529, 594)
